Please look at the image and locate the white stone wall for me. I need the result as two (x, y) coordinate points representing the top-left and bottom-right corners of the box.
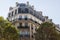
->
(8, 13), (42, 24)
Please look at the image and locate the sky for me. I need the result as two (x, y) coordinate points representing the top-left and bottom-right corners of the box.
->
(0, 0), (60, 24)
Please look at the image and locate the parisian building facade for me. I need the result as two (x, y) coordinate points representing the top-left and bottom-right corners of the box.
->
(7, 2), (53, 40)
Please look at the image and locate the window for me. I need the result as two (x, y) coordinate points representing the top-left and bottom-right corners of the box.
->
(18, 8), (21, 13)
(30, 10), (33, 14)
(18, 8), (29, 13)
(19, 23), (22, 26)
(20, 4), (26, 7)
(17, 23), (22, 28)
(31, 27), (33, 29)
(25, 8), (29, 13)
(15, 9), (17, 14)
(32, 35), (34, 38)
(20, 31), (29, 35)
(20, 31), (30, 37)
(19, 16), (22, 18)
(22, 8), (29, 13)
(24, 15), (28, 20)
(21, 9), (25, 13)
(8, 13), (11, 17)
(25, 22), (28, 26)
(24, 22), (29, 28)
(42, 18), (45, 22)
(18, 16), (22, 20)
(12, 11), (13, 16)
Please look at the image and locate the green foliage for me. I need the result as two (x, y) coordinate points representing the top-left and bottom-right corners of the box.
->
(35, 22), (60, 40)
(4, 26), (19, 40)
(0, 16), (19, 40)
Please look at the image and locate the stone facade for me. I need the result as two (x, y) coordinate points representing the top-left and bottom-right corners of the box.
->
(7, 2), (52, 40)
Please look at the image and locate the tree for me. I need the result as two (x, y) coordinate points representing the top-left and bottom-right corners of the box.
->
(4, 26), (19, 40)
(35, 22), (60, 40)
(0, 16), (19, 40)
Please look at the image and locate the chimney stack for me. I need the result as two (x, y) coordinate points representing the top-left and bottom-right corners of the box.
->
(32, 5), (34, 9)
(27, 1), (29, 6)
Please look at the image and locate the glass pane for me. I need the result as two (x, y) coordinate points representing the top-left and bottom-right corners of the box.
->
(8, 13), (10, 17)
(12, 11), (13, 16)
(18, 8), (21, 13)
(25, 8), (29, 13)
(15, 9), (17, 14)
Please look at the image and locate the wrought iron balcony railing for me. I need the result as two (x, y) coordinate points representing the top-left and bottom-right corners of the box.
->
(17, 26), (29, 29)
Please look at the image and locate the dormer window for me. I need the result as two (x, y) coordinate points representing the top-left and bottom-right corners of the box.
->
(20, 4), (26, 7)
(17, 3), (26, 7)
